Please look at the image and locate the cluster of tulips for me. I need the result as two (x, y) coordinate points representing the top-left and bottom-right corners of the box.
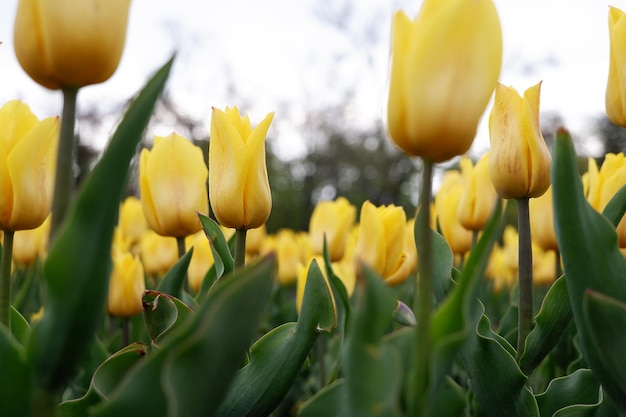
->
(4, 0), (626, 416)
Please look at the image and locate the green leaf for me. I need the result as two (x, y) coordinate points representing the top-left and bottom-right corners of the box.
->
(142, 290), (193, 347)
(10, 306), (30, 346)
(552, 129), (626, 412)
(26, 57), (174, 393)
(57, 343), (148, 417)
(94, 254), (276, 417)
(341, 265), (402, 417)
(198, 213), (234, 281)
(297, 379), (346, 417)
(602, 183), (626, 227)
(0, 324), (32, 417)
(535, 368), (600, 417)
(216, 259), (336, 417)
(519, 275), (572, 374)
(157, 247), (194, 300)
(322, 237), (351, 333)
(427, 227), (454, 304)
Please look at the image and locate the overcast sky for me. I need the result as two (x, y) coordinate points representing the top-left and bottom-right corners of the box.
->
(0, 0), (617, 158)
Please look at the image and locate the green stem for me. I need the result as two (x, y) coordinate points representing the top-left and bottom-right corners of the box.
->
(0, 231), (14, 330)
(50, 87), (79, 243)
(234, 228), (247, 269)
(516, 197), (533, 360)
(408, 159), (433, 416)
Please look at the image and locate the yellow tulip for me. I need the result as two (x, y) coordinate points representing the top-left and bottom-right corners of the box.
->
(13, 215), (50, 266)
(296, 257), (336, 315)
(185, 231), (215, 293)
(268, 229), (301, 286)
(606, 7), (626, 127)
(140, 133), (209, 237)
(14, 0), (131, 90)
(435, 171), (472, 256)
(485, 244), (515, 294)
(107, 248), (145, 318)
(457, 153), (498, 231)
(529, 186), (558, 251)
(117, 196), (148, 254)
(139, 230), (178, 277)
(209, 107), (274, 229)
(386, 0), (502, 162)
(309, 197), (356, 261)
(354, 201), (412, 285)
(489, 82), (551, 199)
(0, 101), (59, 231)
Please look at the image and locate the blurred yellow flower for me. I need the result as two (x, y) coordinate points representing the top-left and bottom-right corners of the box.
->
(435, 171), (472, 256)
(529, 186), (558, 251)
(139, 230), (178, 278)
(606, 7), (626, 127)
(354, 201), (412, 285)
(140, 133), (209, 238)
(489, 82), (551, 199)
(309, 197), (356, 262)
(485, 244), (515, 294)
(263, 229), (302, 286)
(117, 196), (148, 254)
(107, 248), (145, 318)
(185, 231), (214, 293)
(386, 0), (502, 162)
(457, 153), (498, 231)
(13, 215), (50, 266)
(0, 100), (59, 231)
(209, 106), (274, 229)
(14, 0), (131, 90)
(246, 224), (267, 258)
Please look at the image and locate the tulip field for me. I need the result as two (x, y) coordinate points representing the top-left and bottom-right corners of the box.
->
(3, 1), (626, 416)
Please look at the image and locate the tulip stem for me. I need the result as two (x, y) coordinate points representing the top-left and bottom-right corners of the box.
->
(0, 230), (14, 330)
(234, 229), (247, 269)
(50, 87), (79, 243)
(408, 159), (433, 416)
(516, 197), (533, 360)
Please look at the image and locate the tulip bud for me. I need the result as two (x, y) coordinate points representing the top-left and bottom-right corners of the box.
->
(0, 100), (59, 231)
(13, 215), (50, 266)
(185, 231), (215, 293)
(489, 82), (551, 199)
(117, 196), (148, 254)
(14, 0), (131, 90)
(139, 133), (209, 238)
(139, 230), (178, 277)
(434, 171), (472, 255)
(309, 197), (356, 261)
(606, 7), (626, 127)
(354, 201), (412, 285)
(386, 0), (502, 162)
(209, 107), (274, 229)
(107, 249), (145, 318)
(457, 153), (498, 231)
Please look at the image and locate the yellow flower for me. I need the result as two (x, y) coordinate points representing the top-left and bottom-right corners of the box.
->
(0, 101), (59, 231)
(264, 229), (301, 286)
(117, 196), (148, 254)
(107, 248), (145, 318)
(606, 7), (626, 127)
(489, 82), (551, 199)
(529, 185), (558, 251)
(14, 0), (131, 90)
(309, 197), (356, 261)
(485, 244), (515, 294)
(386, 0), (502, 162)
(354, 201), (412, 285)
(457, 153), (498, 231)
(140, 133), (209, 237)
(139, 230), (178, 277)
(533, 248), (557, 287)
(209, 107), (274, 229)
(245, 224), (267, 258)
(13, 215), (50, 266)
(435, 171), (472, 256)
(185, 231), (215, 293)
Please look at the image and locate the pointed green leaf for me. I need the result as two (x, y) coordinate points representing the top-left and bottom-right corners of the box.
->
(552, 129), (626, 412)
(323, 237), (351, 332)
(10, 306), (30, 346)
(26, 57), (174, 393)
(535, 369), (600, 417)
(519, 275), (572, 374)
(157, 247), (194, 300)
(0, 325), (32, 417)
(427, 227), (454, 303)
(198, 213), (234, 280)
(142, 290), (193, 346)
(297, 379), (346, 417)
(602, 183), (626, 227)
(216, 259), (336, 417)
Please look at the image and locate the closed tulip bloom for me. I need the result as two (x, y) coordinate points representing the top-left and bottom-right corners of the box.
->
(309, 197), (356, 261)
(107, 248), (145, 318)
(606, 7), (626, 127)
(529, 186), (558, 251)
(118, 196), (148, 253)
(140, 133), (209, 237)
(457, 153), (498, 231)
(354, 201), (412, 285)
(0, 100), (59, 231)
(489, 82), (551, 199)
(387, 0), (502, 162)
(185, 231), (215, 293)
(435, 171), (472, 255)
(209, 107), (274, 229)
(139, 230), (178, 277)
(14, 0), (131, 90)
(13, 215), (50, 266)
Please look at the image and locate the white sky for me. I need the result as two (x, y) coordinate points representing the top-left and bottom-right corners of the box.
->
(0, 0), (618, 159)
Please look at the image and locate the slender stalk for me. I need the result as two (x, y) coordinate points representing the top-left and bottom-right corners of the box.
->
(407, 159), (433, 416)
(50, 87), (79, 243)
(0, 231), (15, 329)
(234, 228), (247, 269)
(516, 197), (533, 360)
